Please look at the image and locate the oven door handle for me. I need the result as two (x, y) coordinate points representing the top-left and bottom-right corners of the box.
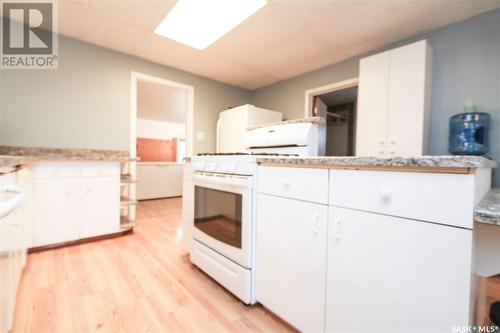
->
(192, 172), (253, 189)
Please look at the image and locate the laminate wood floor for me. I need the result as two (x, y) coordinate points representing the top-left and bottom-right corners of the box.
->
(12, 198), (296, 333)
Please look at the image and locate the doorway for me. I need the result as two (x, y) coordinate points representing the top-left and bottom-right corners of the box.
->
(129, 72), (194, 217)
(304, 78), (358, 156)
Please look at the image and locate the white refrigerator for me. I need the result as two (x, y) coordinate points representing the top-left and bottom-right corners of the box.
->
(216, 104), (282, 153)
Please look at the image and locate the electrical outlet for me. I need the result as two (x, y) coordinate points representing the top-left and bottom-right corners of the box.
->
(196, 131), (205, 140)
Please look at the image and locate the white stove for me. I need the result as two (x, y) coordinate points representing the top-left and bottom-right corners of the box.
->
(187, 122), (318, 304)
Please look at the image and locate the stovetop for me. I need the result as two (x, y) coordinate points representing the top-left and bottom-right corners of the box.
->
(192, 152), (300, 175)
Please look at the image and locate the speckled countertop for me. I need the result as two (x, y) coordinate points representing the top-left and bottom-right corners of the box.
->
(474, 189), (500, 225)
(0, 156), (36, 174)
(256, 155), (497, 169)
(0, 146), (136, 162)
(247, 116), (326, 130)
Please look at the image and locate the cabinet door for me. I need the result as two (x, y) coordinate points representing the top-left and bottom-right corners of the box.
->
(356, 51), (390, 156)
(80, 177), (120, 238)
(0, 214), (12, 333)
(256, 194), (328, 332)
(34, 179), (80, 247)
(326, 207), (472, 332)
(181, 174), (193, 250)
(386, 40), (429, 154)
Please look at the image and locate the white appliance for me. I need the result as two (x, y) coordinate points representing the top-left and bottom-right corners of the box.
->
(136, 163), (183, 200)
(187, 122), (319, 304)
(190, 155), (258, 304)
(216, 104), (282, 153)
(245, 122), (319, 156)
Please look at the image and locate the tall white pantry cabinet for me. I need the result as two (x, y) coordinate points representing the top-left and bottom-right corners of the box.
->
(356, 40), (433, 156)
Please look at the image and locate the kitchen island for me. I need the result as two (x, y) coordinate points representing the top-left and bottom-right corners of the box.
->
(254, 155), (497, 332)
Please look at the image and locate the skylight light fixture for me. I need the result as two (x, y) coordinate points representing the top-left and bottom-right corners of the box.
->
(154, 0), (268, 50)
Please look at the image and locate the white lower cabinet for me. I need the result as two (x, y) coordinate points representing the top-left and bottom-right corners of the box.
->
(0, 171), (33, 333)
(325, 207), (472, 332)
(181, 163), (194, 250)
(255, 165), (490, 332)
(33, 162), (121, 247)
(0, 209), (22, 333)
(256, 194), (328, 332)
(34, 178), (80, 246)
(80, 177), (120, 238)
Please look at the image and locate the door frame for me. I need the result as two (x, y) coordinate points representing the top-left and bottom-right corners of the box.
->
(130, 71), (195, 160)
(304, 78), (359, 118)
(129, 71), (194, 218)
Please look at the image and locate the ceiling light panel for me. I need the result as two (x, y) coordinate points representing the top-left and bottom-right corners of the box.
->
(154, 0), (268, 50)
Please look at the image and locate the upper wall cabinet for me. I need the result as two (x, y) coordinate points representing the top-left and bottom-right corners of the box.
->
(356, 40), (433, 156)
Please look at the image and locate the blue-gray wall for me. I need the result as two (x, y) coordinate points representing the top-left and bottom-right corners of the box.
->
(0, 31), (251, 154)
(251, 9), (500, 186)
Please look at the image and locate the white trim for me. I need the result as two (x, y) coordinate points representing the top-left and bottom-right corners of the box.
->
(130, 71), (195, 159)
(304, 78), (359, 117)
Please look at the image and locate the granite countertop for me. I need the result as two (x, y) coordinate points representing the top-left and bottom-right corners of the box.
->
(0, 155), (36, 174)
(247, 116), (326, 131)
(0, 146), (137, 162)
(474, 189), (500, 225)
(256, 155), (497, 169)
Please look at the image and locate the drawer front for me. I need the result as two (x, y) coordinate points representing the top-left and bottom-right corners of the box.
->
(258, 166), (328, 204)
(81, 163), (120, 177)
(0, 173), (16, 185)
(34, 162), (81, 179)
(330, 170), (475, 229)
(190, 239), (252, 304)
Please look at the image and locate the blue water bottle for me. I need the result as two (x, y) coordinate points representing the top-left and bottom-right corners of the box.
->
(448, 101), (490, 156)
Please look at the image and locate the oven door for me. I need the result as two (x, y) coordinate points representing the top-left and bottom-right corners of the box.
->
(191, 171), (252, 268)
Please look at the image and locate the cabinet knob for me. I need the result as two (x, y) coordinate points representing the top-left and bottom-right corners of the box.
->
(379, 151), (384, 155)
(390, 141), (396, 144)
(379, 140), (385, 145)
(378, 187), (391, 201)
(283, 178), (291, 188)
(8, 219), (19, 227)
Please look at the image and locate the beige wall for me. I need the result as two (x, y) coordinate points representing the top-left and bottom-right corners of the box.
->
(0, 34), (250, 155)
